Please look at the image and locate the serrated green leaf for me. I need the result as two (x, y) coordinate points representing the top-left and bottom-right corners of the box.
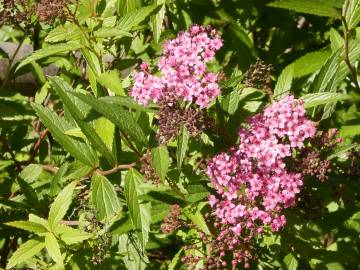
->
(177, 125), (189, 170)
(151, 145), (169, 182)
(50, 163), (69, 197)
(57, 224), (91, 245)
(283, 253), (298, 270)
(151, 0), (166, 43)
(185, 206), (210, 235)
(168, 248), (182, 270)
(302, 92), (350, 108)
(98, 70), (125, 96)
(49, 76), (115, 166)
(48, 181), (77, 231)
(117, 0), (141, 16)
(32, 103), (98, 167)
(17, 177), (39, 206)
(313, 48), (342, 93)
(329, 28), (344, 51)
(327, 144), (357, 159)
(95, 117), (115, 150)
(99, 96), (157, 112)
(346, 0), (360, 29)
(6, 238), (45, 269)
(19, 164), (43, 183)
(118, 233), (148, 270)
(17, 42), (83, 70)
(268, 0), (341, 17)
(274, 64), (294, 100)
(64, 128), (86, 139)
(29, 214), (51, 231)
(91, 173), (121, 220)
(35, 82), (49, 104)
(93, 28), (132, 39)
(124, 169), (149, 249)
(45, 24), (82, 43)
(70, 92), (146, 147)
(291, 50), (331, 78)
(5, 220), (48, 234)
(118, 5), (158, 31)
(222, 88), (242, 115)
(45, 233), (63, 268)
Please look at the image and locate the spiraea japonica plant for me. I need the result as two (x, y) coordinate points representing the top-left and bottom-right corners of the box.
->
(1, 0), (360, 269)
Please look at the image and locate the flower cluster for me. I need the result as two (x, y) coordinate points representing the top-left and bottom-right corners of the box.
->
(37, 0), (69, 23)
(199, 95), (316, 268)
(0, 0), (35, 26)
(161, 204), (181, 234)
(131, 25), (223, 108)
(244, 59), (273, 90)
(295, 128), (341, 181)
(140, 150), (161, 185)
(156, 100), (212, 144)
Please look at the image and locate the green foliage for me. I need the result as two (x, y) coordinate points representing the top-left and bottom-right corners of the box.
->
(1, 0), (360, 269)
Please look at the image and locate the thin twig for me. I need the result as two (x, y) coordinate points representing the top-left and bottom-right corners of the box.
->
(96, 162), (137, 176)
(120, 131), (142, 157)
(342, 0), (360, 91)
(0, 37), (26, 90)
(42, 164), (59, 173)
(26, 128), (49, 164)
(60, 220), (80, 226)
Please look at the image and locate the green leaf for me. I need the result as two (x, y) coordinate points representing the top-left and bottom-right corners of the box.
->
(151, 145), (169, 182)
(302, 92), (350, 108)
(274, 64), (294, 100)
(329, 28), (344, 51)
(64, 128), (86, 139)
(32, 103), (98, 167)
(99, 96), (157, 112)
(124, 169), (149, 249)
(291, 50), (331, 78)
(93, 28), (132, 39)
(5, 220), (48, 234)
(221, 88), (242, 115)
(118, 233), (148, 270)
(45, 233), (64, 267)
(17, 177), (39, 206)
(267, 0), (341, 17)
(49, 76), (115, 166)
(345, 0), (360, 29)
(168, 248), (182, 270)
(177, 125), (189, 170)
(45, 24), (82, 43)
(117, 0), (141, 16)
(6, 238), (45, 269)
(95, 117), (115, 150)
(17, 42), (83, 70)
(339, 125), (360, 137)
(151, 0), (166, 43)
(91, 172), (121, 220)
(98, 70), (125, 96)
(48, 181), (77, 231)
(19, 164), (43, 183)
(117, 5), (158, 31)
(283, 253), (298, 270)
(70, 92), (146, 147)
(56, 224), (91, 245)
(327, 144), (357, 159)
(312, 48), (342, 93)
(29, 214), (51, 231)
(185, 204), (210, 235)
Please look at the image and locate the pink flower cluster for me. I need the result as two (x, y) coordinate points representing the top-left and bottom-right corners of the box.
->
(206, 95), (316, 267)
(131, 25), (223, 108)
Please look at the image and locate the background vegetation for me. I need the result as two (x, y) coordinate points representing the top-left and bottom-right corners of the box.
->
(0, 0), (360, 269)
